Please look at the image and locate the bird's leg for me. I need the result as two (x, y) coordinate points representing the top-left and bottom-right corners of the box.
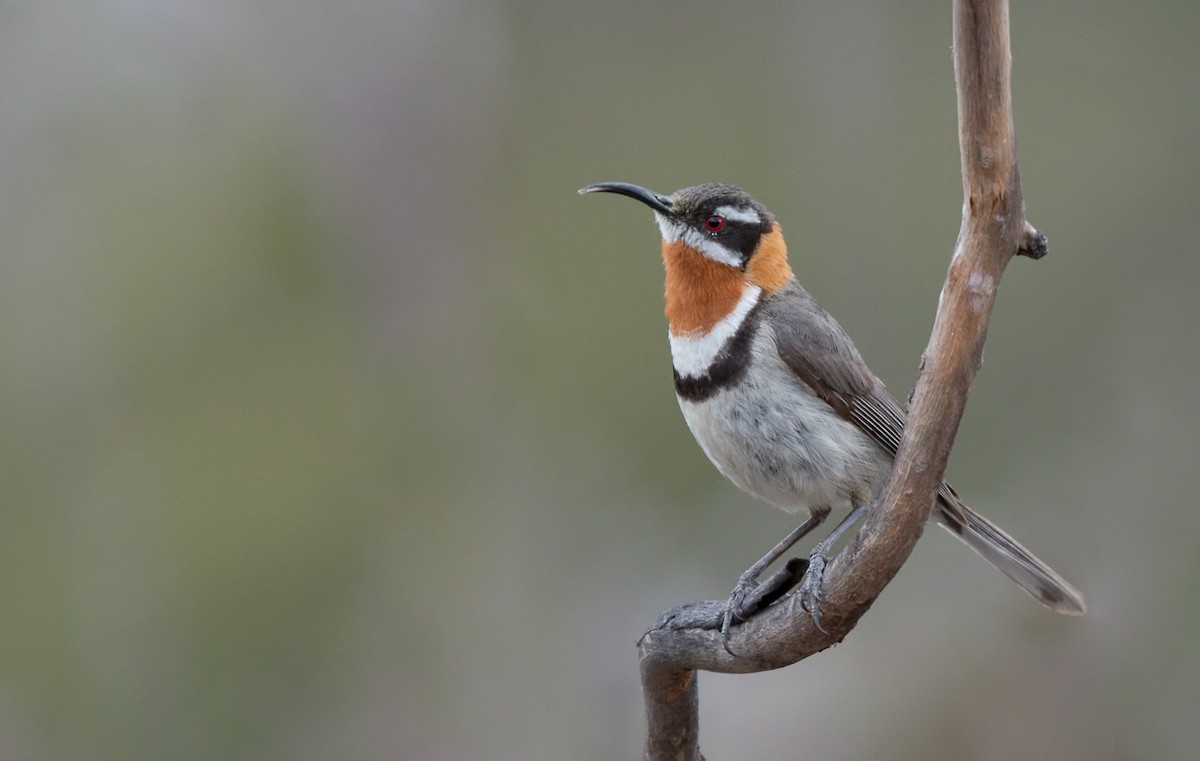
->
(721, 509), (828, 653)
(798, 504), (869, 632)
(749, 556), (809, 609)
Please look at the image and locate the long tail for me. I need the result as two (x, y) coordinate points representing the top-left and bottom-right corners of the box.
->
(936, 486), (1085, 615)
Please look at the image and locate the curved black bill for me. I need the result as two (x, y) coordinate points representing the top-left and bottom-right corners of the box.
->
(578, 182), (674, 216)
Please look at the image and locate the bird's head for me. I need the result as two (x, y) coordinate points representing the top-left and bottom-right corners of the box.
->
(580, 181), (793, 335)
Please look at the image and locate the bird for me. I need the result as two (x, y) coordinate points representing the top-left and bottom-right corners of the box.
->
(578, 180), (1085, 640)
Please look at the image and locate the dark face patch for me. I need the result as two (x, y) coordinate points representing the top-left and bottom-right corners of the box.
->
(670, 183), (776, 269)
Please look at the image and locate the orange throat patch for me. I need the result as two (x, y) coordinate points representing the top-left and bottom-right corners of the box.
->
(746, 225), (793, 294)
(661, 223), (793, 336)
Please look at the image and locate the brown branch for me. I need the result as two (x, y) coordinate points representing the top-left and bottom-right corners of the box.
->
(639, 1), (1043, 758)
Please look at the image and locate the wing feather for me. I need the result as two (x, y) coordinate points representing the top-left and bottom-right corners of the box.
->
(767, 281), (904, 454)
(766, 281), (966, 523)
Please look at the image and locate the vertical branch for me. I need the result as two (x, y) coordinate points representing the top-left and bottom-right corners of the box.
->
(638, 1), (1041, 758)
(891, 3), (1031, 544)
(957, 0), (1021, 218)
(641, 658), (700, 761)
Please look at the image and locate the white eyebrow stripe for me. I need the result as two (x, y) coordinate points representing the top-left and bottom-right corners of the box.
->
(712, 205), (761, 225)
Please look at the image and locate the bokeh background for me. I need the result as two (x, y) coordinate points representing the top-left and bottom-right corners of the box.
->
(2, 2), (1197, 760)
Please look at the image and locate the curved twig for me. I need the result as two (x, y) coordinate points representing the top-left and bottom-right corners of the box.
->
(639, 2), (1042, 758)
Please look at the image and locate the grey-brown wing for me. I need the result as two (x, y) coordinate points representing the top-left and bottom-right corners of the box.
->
(766, 282), (906, 453)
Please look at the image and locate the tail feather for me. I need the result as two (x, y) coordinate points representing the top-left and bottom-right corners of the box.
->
(936, 488), (1085, 615)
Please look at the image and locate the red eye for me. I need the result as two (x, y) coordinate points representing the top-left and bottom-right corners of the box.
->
(704, 215), (726, 232)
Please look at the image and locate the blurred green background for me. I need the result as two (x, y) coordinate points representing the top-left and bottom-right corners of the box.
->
(1, 2), (1197, 760)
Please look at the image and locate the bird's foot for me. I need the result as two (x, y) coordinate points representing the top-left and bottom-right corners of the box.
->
(798, 550), (829, 633)
(719, 557), (808, 655)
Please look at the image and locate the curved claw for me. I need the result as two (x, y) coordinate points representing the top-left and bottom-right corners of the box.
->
(720, 608), (737, 655)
